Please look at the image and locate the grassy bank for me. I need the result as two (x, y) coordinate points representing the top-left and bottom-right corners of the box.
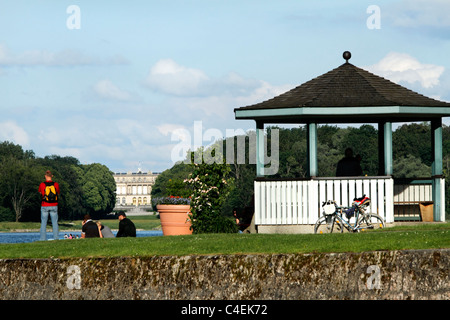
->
(0, 222), (448, 259)
(0, 215), (161, 232)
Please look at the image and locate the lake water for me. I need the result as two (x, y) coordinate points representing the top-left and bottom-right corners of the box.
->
(0, 230), (163, 244)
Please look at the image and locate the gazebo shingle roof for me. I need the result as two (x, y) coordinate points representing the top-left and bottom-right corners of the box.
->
(236, 62), (450, 110)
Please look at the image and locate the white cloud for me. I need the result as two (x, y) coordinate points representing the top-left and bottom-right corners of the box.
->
(31, 115), (173, 171)
(160, 82), (292, 122)
(388, 0), (450, 28)
(364, 52), (445, 89)
(2, 56), (293, 173)
(236, 80), (293, 106)
(144, 58), (290, 99)
(145, 59), (209, 96)
(0, 121), (30, 147)
(47, 147), (83, 160)
(0, 45), (10, 63)
(156, 123), (187, 136)
(0, 44), (128, 67)
(144, 59), (293, 120)
(93, 80), (133, 101)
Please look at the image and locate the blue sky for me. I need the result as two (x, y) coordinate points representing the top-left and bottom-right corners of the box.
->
(1, 0), (450, 173)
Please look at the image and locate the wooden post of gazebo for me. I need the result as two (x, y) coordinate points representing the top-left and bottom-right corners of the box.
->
(256, 120), (265, 177)
(307, 123), (318, 178)
(432, 118), (443, 221)
(235, 51), (449, 232)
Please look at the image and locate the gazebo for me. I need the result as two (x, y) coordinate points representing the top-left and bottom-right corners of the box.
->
(234, 51), (450, 233)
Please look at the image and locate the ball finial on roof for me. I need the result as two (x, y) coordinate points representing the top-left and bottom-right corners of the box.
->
(343, 51), (351, 63)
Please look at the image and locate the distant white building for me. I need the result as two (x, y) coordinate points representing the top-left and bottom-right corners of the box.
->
(113, 171), (159, 207)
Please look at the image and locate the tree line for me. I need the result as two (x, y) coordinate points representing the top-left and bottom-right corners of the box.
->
(0, 141), (116, 222)
(2, 122), (449, 222)
(152, 122), (450, 220)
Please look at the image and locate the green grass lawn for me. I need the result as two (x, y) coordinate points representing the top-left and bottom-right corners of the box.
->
(0, 222), (448, 259)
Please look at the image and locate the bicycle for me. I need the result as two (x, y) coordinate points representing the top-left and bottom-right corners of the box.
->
(314, 195), (385, 234)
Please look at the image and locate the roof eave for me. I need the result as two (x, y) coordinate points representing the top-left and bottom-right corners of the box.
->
(235, 105), (450, 123)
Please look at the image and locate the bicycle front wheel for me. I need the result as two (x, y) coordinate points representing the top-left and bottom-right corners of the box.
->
(314, 215), (341, 234)
(357, 213), (385, 231)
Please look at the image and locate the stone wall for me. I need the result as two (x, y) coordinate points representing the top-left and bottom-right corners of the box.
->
(0, 249), (448, 300)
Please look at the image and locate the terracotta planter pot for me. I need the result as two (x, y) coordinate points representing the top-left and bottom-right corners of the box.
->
(156, 204), (192, 236)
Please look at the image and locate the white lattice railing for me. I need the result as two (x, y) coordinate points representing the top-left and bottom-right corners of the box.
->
(254, 177), (395, 225)
(393, 178), (445, 222)
(393, 179), (432, 203)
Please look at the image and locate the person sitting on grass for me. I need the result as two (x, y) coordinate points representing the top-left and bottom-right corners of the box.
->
(81, 214), (100, 238)
(97, 221), (115, 238)
(116, 211), (136, 237)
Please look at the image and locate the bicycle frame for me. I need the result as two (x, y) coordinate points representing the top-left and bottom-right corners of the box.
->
(317, 195), (384, 234)
(333, 205), (369, 232)
(316, 196), (385, 234)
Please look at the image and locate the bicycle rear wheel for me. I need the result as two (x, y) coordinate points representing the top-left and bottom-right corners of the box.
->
(314, 215), (341, 234)
(357, 213), (385, 231)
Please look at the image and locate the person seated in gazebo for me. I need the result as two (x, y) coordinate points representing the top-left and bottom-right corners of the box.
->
(336, 148), (362, 177)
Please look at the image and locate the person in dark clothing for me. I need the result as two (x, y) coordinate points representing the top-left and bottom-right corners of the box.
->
(116, 211), (136, 237)
(81, 214), (100, 238)
(336, 148), (363, 177)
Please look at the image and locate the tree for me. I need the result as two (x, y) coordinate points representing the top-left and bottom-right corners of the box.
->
(0, 141), (34, 161)
(393, 154), (430, 178)
(0, 142), (41, 221)
(340, 125), (379, 176)
(0, 141), (117, 221)
(273, 126), (307, 178)
(0, 156), (41, 221)
(151, 162), (193, 198)
(77, 163), (116, 218)
(35, 155), (84, 220)
(393, 122), (431, 166)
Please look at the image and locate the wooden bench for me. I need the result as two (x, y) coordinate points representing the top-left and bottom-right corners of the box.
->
(394, 201), (433, 221)
(393, 179), (433, 222)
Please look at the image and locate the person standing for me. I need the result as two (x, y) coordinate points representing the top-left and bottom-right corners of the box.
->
(116, 211), (136, 237)
(38, 170), (60, 241)
(336, 148), (363, 177)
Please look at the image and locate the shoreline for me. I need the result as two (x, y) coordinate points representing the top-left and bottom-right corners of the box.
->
(0, 228), (149, 233)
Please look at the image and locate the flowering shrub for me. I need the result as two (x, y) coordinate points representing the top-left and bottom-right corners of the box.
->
(184, 159), (236, 233)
